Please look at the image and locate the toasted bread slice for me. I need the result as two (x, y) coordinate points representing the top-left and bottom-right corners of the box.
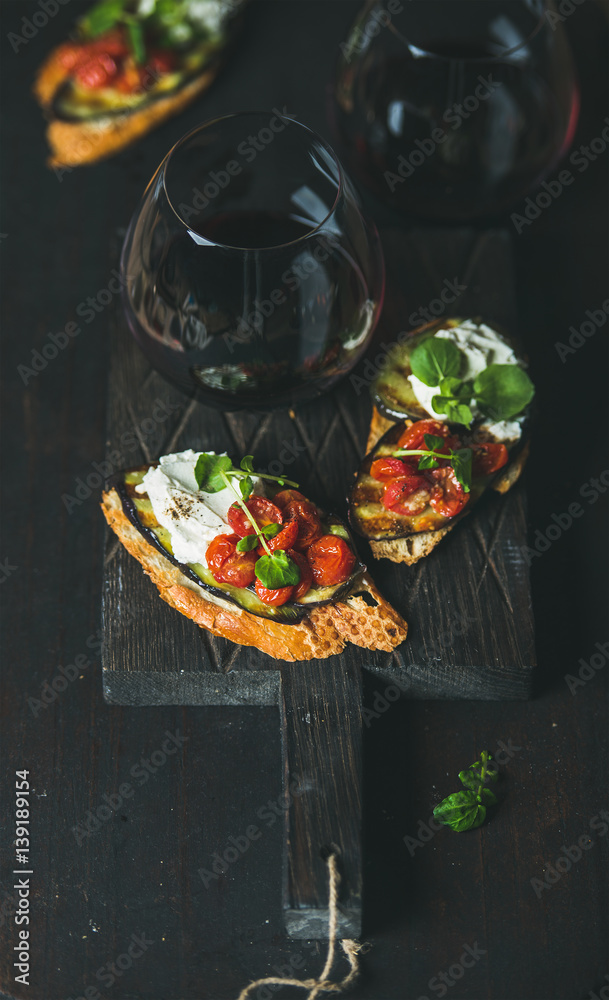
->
(34, 54), (220, 168)
(101, 487), (408, 661)
(364, 407), (529, 566)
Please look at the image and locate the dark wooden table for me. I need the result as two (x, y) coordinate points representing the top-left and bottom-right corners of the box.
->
(1, 3), (608, 999)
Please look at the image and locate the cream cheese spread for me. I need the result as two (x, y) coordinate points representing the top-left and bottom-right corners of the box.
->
(135, 449), (262, 567)
(408, 320), (525, 441)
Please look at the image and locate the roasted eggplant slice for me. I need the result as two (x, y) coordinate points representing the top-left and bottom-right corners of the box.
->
(110, 467), (365, 624)
(372, 319), (465, 422)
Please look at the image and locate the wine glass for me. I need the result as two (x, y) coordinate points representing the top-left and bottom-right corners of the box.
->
(120, 112), (385, 410)
(334, 0), (579, 221)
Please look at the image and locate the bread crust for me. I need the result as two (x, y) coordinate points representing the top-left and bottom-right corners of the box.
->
(363, 407), (529, 565)
(34, 48), (220, 167)
(101, 488), (408, 661)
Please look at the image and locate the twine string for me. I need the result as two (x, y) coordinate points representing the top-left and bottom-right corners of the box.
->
(236, 852), (362, 1000)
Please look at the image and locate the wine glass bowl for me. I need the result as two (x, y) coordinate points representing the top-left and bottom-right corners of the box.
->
(334, 0), (579, 221)
(120, 112), (385, 410)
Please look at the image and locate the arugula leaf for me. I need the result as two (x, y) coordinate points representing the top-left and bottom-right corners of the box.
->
(126, 19), (146, 63)
(194, 453), (233, 493)
(433, 751), (498, 832)
(79, 0), (125, 38)
(423, 433), (445, 451)
(474, 364), (535, 421)
(431, 378), (474, 425)
(236, 534), (259, 553)
(410, 337), (461, 387)
(450, 448), (472, 493)
(433, 791), (486, 832)
(445, 402), (474, 425)
(261, 522), (281, 538)
(239, 476), (254, 502)
(439, 376), (472, 401)
(255, 550), (301, 589)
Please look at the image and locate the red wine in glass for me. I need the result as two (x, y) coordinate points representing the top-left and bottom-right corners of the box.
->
(334, 0), (579, 221)
(121, 114), (385, 410)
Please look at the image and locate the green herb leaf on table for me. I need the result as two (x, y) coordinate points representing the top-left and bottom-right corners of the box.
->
(433, 751), (498, 832)
(433, 791), (486, 833)
(474, 364), (535, 421)
(194, 453), (233, 493)
(410, 337), (461, 387)
(255, 550), (301, 589)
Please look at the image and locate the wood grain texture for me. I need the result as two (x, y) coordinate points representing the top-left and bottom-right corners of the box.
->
(280, 660), (362, 938)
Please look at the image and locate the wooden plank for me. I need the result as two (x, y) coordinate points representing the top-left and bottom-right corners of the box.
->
(281, 660), (362, 938)
(102, 227), (535, 704)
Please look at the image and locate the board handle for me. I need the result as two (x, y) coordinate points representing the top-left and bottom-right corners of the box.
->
(280, 660), (362, 939)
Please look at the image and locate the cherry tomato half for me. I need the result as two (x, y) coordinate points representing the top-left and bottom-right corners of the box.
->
(428, 467), (469, 518)
(227, 496), (283, 538)
(282, 499), (322, 551)
(274, 489), (307, 509)
(254, 578), (294, 606)
(256, 517), (299, 555)
(306, 535), (356, 587)
(472, 442), (509, 477)
(370, 457), (416, 482)
(205, 533), (257, 587)
(397, 419), (451, 452)
(382, 476), (430, 516)
(205, 533), (240, 575)
(74, 52), (119, 89)
(287, 548), (313, 601)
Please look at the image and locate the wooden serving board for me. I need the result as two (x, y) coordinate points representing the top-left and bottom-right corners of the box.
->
(101, 228), (536, 938)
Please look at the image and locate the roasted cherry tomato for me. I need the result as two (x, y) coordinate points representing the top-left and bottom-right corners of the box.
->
(428, 467), (469, 518)
(397, 419), (451, 452)
(227, 496), (283, 537)
(306, 535), (356, 587)
(382, 476), (430, 516)
(287, 548), (313, 601)
(217, 550), (257, 587)
(75, 52), (120, 88)
(274, 489), (307, 509)
(148, 50), (176, 75)
(205, 533), (256, 587)
(205, 533), (240, 575)
(254, 578), (294, 606)
(256, 517), (299, 555)
(89, 29), (130, 56)
(370, 457), (417, 482)
(282, 499), (322, 551)
(472, 442), (509, 476)
(114, 60), (147, 93)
